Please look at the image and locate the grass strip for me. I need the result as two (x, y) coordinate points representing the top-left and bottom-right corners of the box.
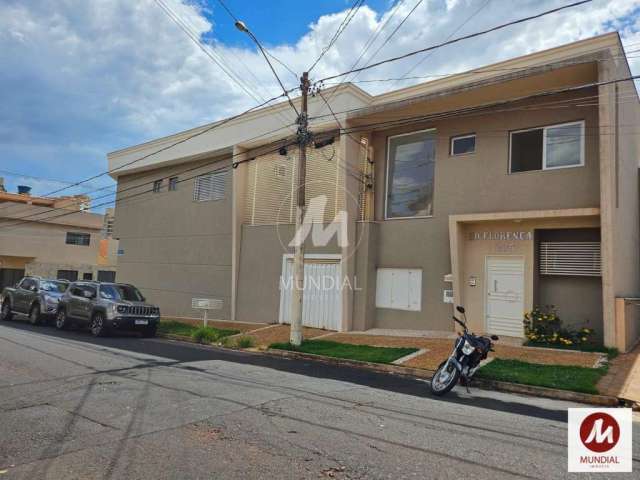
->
(477, 359), (607, 395)
(158, 321), (239, 343)
(270, 340), (418, 365)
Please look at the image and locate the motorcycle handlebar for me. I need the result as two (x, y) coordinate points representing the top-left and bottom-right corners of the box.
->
(452, 316), (467, 331)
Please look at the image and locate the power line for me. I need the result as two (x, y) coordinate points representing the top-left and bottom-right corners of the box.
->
(341, 0), (406, 85)
(318, 43), (640, 87)
(154, 0), (264, 105)
(154, 0), (298, 146)
(398, 0), (491, 82)
(0, 170), (114, 192)
(308, 0), (365, 73)
(357, 0), (423, 74)
(8, 90), (289, 212)
(213, 0), (298, 82)
(1, 121), (299, 226)
(339, 74), (640, 135)
(315, 0), (593, 83)
(0, 138), (299, 231)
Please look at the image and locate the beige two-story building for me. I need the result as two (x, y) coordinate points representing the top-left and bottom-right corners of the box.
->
(108, 33), (640, 352)
(0, 184), (118, 288)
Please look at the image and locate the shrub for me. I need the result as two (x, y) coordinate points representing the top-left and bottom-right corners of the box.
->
(235, 336), (255, 349)
(192, 326), (220, 344)
(523, 306), (594, 347)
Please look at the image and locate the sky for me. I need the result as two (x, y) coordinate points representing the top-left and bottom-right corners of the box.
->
(1, 0), (640, 210)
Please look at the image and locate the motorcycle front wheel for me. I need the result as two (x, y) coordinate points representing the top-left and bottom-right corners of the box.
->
(430, 359), (460, 396)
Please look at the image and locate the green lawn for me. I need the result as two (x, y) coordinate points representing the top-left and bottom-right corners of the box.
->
(158, 321), (239, 343)
(269, 340), (418, 365)
(477, 359), (607, 395)
(158, 320), (198, 337)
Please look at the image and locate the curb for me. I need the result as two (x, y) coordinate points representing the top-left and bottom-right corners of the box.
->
(155, 334), (620, 407)
(264, 348), (620, 406)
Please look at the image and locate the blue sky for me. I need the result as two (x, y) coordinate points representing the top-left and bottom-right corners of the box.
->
(1, 0), (639, 210)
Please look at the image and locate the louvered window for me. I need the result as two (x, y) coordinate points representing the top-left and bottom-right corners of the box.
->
(539, 241), (601, 277)
(193, 169), (228, 202)
(244, 139), (345, 225)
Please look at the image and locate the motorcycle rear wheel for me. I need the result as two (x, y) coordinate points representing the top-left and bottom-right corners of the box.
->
(430, 360), (460, 396)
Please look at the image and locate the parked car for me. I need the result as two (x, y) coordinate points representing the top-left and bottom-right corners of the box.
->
(55, 282), (160, 337)
(0, 276), (69, 325)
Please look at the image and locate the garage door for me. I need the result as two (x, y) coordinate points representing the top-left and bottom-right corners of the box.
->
(279, 255), (341, 331)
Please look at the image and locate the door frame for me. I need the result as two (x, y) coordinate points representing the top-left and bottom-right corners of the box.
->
(279, 253), (343, 330)
(484, 255), (525, 336)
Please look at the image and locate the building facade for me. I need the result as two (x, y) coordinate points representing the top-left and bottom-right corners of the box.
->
(108, 33), (640, 351)
(0, 185), (118, 288)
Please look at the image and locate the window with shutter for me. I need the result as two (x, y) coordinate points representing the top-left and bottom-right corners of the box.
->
(193, 169), (228, 202)
(539, 241), (601, 276)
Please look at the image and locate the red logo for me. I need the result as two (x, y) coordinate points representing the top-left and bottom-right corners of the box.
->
(579, 412), (620, 453)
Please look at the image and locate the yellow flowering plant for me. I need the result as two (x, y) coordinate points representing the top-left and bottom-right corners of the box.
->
(523, 306), (594, 347)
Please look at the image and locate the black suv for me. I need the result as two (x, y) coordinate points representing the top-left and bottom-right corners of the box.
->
(56, 282), (160, 337)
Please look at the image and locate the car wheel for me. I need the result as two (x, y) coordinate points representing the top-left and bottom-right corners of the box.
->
(90, 313), (108, 337)
(0, 301), (12, 321)
(141, 325), (157, 338)
(29, 305), (41, 325)
(55, 309), (68, 330)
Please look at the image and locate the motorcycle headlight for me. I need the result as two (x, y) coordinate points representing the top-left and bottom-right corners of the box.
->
(462, 340), (475, 355)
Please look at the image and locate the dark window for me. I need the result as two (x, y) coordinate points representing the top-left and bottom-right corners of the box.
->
(58, 270), (78, 282)
(97, 270), (116, 282)
(510, 129), (543, 172)
(83, 272), (93, 280)
(450, 134), (476, 156)
(40, 281), (68, 293)
(153, 179), (163, 193)
(386, 130), (436, 219)
(83, 285), (97, 299)
(66, 232), (91, 246)
(510, 121), (584, 173)
(99, 284), (144, 301)
(20, 278), (36, 291)
(169, 176), (178, 191)
(70, 285), (83, 297)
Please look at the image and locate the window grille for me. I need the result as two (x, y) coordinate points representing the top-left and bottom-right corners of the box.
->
(539, 241), (601, 276)
(193, 169), (228, 202)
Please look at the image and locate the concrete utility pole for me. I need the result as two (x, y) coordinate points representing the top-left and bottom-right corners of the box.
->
(289, 71), (310, 346)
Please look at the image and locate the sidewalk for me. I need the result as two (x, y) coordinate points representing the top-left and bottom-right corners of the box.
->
(597, 343), (640, 404)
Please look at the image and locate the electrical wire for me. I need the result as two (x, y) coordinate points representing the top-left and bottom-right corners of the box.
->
(0, 121), (300, 227)
(398, 0), (491, 82)
(308, 0), (365, 73)
(314, 0), (593, 83)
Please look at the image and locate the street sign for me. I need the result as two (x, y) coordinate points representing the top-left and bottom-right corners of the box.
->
(191, 298), (223, 310)
(191, 298), (223, 327)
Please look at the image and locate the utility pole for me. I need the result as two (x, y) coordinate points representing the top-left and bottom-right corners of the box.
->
(289, 71), (310, 346)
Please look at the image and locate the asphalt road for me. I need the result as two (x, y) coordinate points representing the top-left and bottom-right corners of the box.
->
(0, 320), (638, 480)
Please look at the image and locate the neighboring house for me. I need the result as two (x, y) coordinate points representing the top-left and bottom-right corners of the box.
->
(108, 33), (640, 352)
(0, 183), (118, 288)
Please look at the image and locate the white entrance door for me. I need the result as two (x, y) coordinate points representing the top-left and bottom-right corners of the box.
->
(486, 256), (525, 337)
(279, 255), (342, 331)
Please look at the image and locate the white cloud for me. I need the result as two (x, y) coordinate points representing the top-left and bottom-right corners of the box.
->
(0, 0), (638, 179)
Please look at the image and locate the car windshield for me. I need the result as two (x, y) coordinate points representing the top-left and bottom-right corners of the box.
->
(40, 281), (68, 293)
(99, 285), (144, 302)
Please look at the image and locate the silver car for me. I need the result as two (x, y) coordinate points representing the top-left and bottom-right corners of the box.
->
(56, 282), (160, 337)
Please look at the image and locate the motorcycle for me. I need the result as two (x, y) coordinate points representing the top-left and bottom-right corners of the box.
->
(430, 306), (499, 396)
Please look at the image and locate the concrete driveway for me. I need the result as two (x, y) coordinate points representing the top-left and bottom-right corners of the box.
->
(0, 321), (638, 479)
